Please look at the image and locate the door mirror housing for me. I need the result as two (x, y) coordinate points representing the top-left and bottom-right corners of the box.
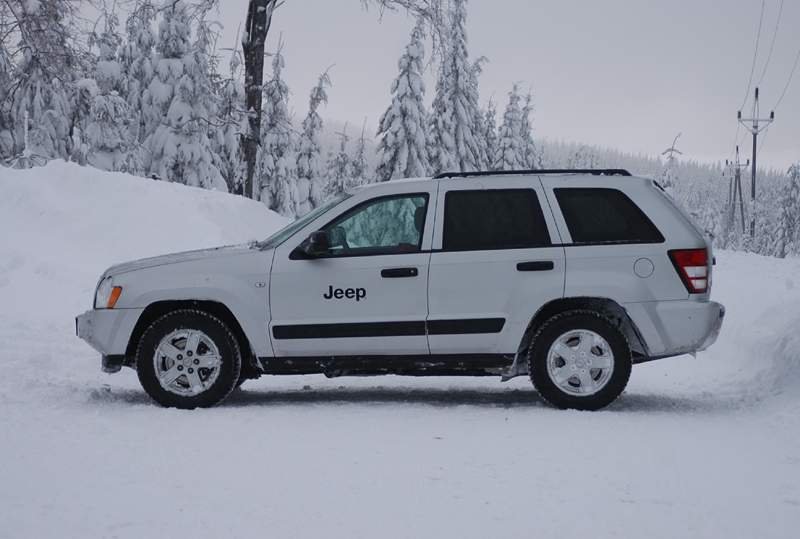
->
(293, 230), (330, 259)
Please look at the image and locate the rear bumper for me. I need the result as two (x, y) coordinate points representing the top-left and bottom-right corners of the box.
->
(76, 308), (143, 370)
(625, 300), (725, 358)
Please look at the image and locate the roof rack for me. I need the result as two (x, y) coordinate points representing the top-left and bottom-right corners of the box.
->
(433, 169), (632, 179)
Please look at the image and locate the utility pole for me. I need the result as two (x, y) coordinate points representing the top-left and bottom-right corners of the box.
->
(724, 145), (749, 235)
(738, 87), (774, 238)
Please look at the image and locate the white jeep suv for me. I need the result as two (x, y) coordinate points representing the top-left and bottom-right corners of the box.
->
(76, 169), (725, 410)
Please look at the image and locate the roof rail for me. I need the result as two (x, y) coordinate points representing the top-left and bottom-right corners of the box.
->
(433, 169), (632, 179)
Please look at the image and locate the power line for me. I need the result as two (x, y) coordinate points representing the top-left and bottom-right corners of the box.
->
(774, 44), (800, 110)
(757, 0), (784, 86)
(739, 0), (766, 111)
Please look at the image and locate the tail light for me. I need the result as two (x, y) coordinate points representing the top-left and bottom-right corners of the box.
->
(669, 249), (709, 294)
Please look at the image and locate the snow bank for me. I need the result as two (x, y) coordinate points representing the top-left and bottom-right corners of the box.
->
(0, 160), (288, 321)
(0, 161), (287, 403)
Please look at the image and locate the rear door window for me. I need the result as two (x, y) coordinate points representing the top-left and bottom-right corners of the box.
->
(554, 188), (664, 244)
(443, 189), (551, 251)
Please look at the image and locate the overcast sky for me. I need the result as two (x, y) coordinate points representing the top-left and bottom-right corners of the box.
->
(210, 0), (798, 170)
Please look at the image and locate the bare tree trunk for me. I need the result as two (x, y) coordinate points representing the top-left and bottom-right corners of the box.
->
(239, 0), (278, 199)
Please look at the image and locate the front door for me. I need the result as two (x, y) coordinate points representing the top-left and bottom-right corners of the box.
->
(269, 189), (435, 358)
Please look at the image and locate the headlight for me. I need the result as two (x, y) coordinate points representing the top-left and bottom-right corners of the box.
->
(94, 277), (123, 309)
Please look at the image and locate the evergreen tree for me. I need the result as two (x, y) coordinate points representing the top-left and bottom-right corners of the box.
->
(296, 69), (331, 214)
(9, 0), (83, 160)
(520, 91), (539, 168)
(351, 121), (370, 185)
(376, 21), (430, 181)
(258, 44), (297, 216)
(145, 0), (223, 188)
(480, 98), (498, 170)
(119, 1), (157, 144)
(443, 0), (481, 172)
(428, 53), (455, 174)
(86, 11), (135, 172)
(773, 164), (800, 258)
(493, 84), (524, 170)
(469, 56), (489, 170)
(214, 51), (246, 194)
(567, 145), (599, 169)
(428, 0), (481, 173)
(327, 126), (352, 196)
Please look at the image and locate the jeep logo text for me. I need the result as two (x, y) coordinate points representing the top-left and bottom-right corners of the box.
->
(323, 285), (366, 302)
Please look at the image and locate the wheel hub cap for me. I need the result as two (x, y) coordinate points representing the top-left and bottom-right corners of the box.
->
(546, 329), (614, 397)
(153, 329), (222, 397)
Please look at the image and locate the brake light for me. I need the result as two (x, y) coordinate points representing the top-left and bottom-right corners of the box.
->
(669, 249), (709, 294)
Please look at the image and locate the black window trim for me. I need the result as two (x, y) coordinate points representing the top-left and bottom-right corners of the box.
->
(553, 187), (666, 245)
(291, 192), (431, 259)
(441, 188), (553, 253)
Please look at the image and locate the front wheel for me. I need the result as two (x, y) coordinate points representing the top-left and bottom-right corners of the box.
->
(528, 311), (631, 411)
(136, 309), (242, 409)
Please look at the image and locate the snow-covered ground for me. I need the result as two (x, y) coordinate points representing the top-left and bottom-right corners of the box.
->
(1, 162), (799, 538)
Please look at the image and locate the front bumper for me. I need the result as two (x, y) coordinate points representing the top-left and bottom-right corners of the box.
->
(76, 308), (144, 371)
(625, 300), (725, 358)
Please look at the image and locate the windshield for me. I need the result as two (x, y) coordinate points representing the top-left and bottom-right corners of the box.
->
(256, 192), (353, 250)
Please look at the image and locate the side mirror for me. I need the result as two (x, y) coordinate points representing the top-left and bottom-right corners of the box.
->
(292, 230), (331, 259)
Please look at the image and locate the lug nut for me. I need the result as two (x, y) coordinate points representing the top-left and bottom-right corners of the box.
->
(187, 351), (193, 357)
(177, 354), (183, 360)
(177, 366), (183, 371)
(193, 359), (199, 365)
(188, 368), (194, 374)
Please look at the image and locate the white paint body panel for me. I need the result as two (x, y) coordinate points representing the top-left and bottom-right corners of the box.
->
(77, 173), (725, 368)
(427, 177), (566, 355)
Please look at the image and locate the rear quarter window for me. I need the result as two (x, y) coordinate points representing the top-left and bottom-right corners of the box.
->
(554, 188), (664, 244)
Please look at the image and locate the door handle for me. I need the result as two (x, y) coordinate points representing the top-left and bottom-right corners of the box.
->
(517, 261), (555, 272)
(381, 267), (419, 278)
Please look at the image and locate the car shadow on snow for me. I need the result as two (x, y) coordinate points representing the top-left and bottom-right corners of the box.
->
(87, 384), (737, 413)
(221, 387), (734, 413)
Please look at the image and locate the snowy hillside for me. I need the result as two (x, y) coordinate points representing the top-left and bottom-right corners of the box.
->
(1, 164), (799, 538)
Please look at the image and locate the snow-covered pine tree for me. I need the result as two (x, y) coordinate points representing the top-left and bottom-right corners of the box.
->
(214, 49), (246, 194)
(428, 54), (455, 175)
(145, 0), (224, 188)
(480, 98), (498, 170)
(469, 56), (489, 170)
(296, 69), (332, 214)
(119, 1), (157, 145)
(85, 11), (135, 172)
(567, 145), (599, 169)
(326, 125), (352, 196)
(375, 20), (430, 181)
(772, 164), (800, 258)
(493, 84), (524, 170)
(0, 34), (15, 159)
(351, 120), (371, 185)
(428, 0), (481, 174)
(257, 43), (297, 216)
(520, 91), (539, 168)
(8, 0), (83, 160)
(443, 0), (481, 172)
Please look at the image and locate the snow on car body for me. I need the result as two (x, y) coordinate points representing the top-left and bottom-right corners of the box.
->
(76, 169), (725, 410)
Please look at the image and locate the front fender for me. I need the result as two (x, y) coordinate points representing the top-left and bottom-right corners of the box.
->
(112, 251), (273, 357)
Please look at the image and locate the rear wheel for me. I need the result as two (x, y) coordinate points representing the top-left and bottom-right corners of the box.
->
(528, 311), (631, 411)
(136, 309), (241, 409)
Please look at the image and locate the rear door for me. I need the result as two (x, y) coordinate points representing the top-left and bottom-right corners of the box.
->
(427, 176), (566, 357)
(269, 185), (436, 358)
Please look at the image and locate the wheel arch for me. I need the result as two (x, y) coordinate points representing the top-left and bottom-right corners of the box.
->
(517, 297), (650, 365)
(125, 300), (260, 378)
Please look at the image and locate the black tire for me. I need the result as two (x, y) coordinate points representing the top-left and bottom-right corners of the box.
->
(528, 310), (631, 411)
(136, 309), (242, 409)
